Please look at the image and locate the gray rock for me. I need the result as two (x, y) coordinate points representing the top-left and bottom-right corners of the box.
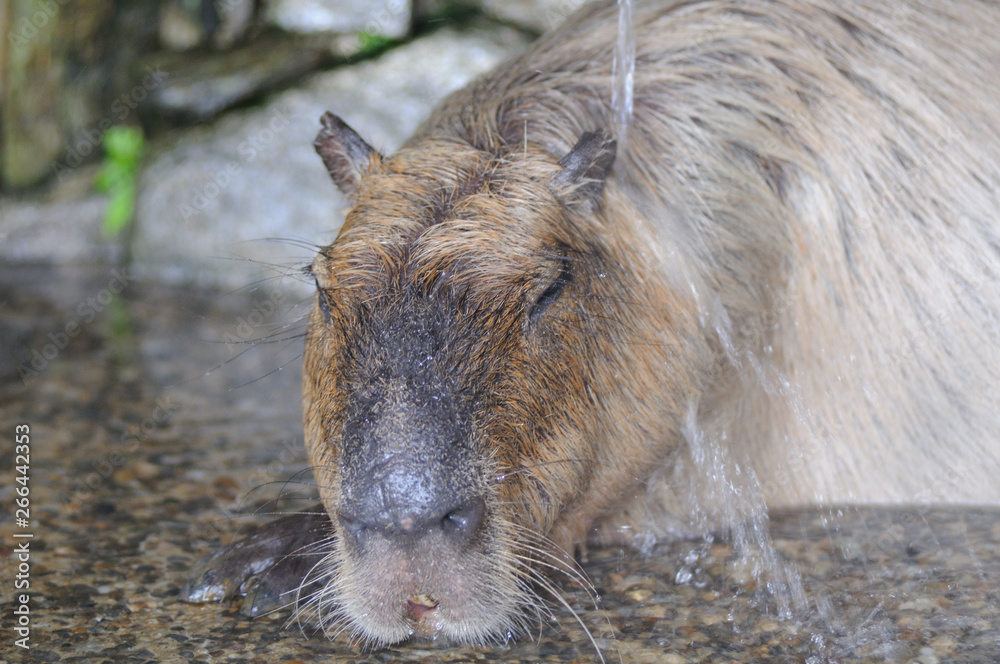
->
(132, 25), (529, 293)
(158, 0), (261, 51)
(265, 0), (411, 37)
(212, 0), (257, 49)
(142, 33), (333, 124)
(0, 166), (117, 265)
(158, 0), (206, 51)
(479, 0), (587, 33)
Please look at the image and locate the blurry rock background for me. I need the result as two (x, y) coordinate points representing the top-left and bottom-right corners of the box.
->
(0, 0), (588, 292)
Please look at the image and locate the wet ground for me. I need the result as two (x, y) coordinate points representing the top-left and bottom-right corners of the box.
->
(2, 263), (999, 663)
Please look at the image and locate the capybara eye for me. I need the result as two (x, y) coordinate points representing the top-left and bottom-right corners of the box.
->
(529, 257), (573, 324)
(314, 278), (332, 324)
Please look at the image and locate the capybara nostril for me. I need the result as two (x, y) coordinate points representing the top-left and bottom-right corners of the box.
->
(337, 509), (370, 546)
(440, 498), (486, 543)
(338, 489), (485, 548)
(337, 425), (483, 546)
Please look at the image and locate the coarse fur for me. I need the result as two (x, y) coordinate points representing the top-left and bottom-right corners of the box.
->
(197, 0), (1000, 649)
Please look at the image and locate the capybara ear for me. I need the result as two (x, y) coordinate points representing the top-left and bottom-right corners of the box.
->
(313, 112), (382, 197)
(550, 130), (617, 208)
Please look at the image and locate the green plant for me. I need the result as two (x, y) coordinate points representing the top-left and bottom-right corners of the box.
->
(95, 126), (146, 238)
(356, 32), (395, 57)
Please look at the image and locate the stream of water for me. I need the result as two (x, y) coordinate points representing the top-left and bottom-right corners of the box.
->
(611, 0), (635, 154)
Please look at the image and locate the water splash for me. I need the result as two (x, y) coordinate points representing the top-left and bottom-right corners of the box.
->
(682, 401), (808, 621)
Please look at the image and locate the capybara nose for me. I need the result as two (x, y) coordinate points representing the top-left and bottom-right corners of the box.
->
(339, 469), (485, 548)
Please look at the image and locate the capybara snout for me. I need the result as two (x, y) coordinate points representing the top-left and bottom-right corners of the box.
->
(336, 366), (485, 549)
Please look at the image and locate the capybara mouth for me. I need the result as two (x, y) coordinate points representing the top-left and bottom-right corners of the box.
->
(311, 506), (542, 648)
(405, 594), (442, 637)
(322, 571), (529, 647)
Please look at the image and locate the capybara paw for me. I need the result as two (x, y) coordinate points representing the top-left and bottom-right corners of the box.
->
(180, 508), (333, 617)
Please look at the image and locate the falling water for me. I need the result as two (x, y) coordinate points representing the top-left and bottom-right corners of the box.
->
(660, 259), (934, 658)
(604, 0), (816, 627)
(610, 5), (810, 626)
(680, 300), (809, 622)
(611, 0), (635, 153)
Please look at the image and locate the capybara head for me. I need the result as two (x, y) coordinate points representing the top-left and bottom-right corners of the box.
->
(301, 112), (699, 644)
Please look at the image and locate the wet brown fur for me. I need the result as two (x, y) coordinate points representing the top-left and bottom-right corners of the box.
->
(301, 0), (1000, 646)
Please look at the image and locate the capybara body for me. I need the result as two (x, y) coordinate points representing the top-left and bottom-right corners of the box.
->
(234, 0), (1000, 647)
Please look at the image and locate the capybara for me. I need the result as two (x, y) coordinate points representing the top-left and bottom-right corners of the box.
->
(183, 0), (1000, 649)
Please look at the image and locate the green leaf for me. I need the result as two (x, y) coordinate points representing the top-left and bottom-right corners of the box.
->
(102, 186), (136, 237)
(104, 126), (145, 165)
(356, 32), (393, 56)
(95, 126), (146, 238)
